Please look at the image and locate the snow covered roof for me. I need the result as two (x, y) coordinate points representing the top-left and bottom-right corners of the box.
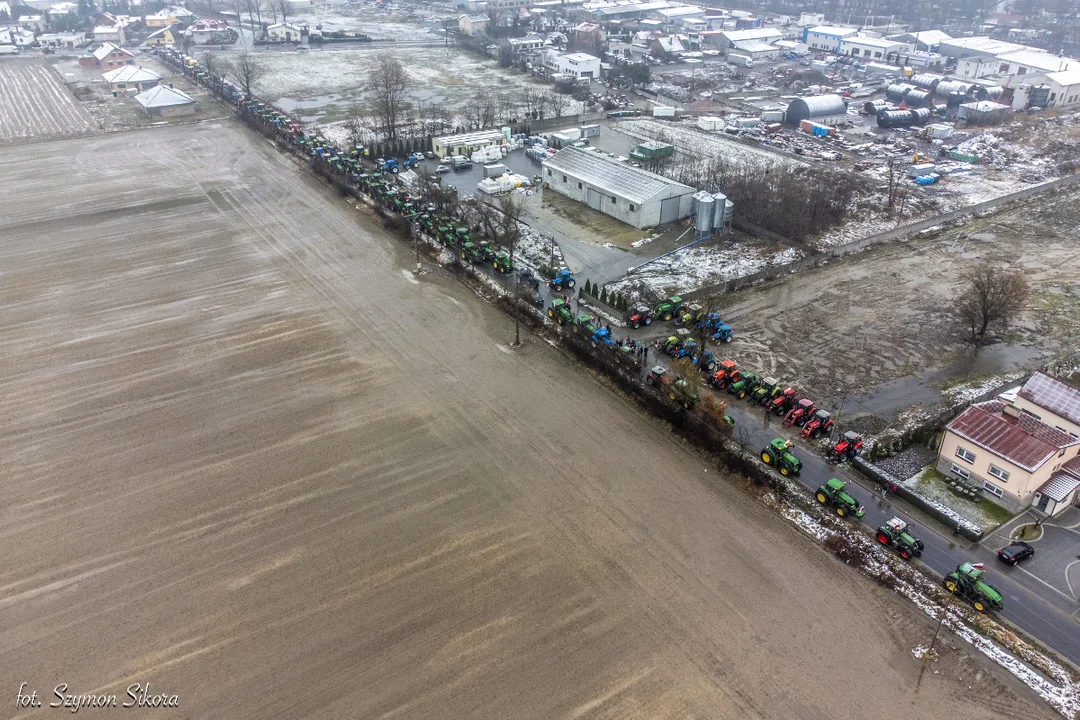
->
(942, 36), (1024, 55)
(1046, 69), (1080, 87)
(946, 400), (1080, 472)
(890, 29), (951, 45)
(1037, 473), (1080, 503)
(48, 2), (79, 14)
(732, 39), (777, 53)
(807, 26), (858, 37)
(267, 22), (303, 30)
(997, 49), (1075, 73)
(92, 41), (133, 61)
(1019, 372), (1080, 427)
(542, 146), (693, 205)
(720, 28), (782, 42)
(842, 35), (907, 48)
(135, 83), (194, 109)
(102, 65), (161, 83)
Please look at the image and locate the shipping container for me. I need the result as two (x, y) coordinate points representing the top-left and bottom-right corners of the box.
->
(652, 106), (676, 118)
(697, 115), (724, 131)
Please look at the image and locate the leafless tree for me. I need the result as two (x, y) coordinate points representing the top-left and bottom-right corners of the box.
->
(496, 194), (524, 249)
(369, 53), (410, 140)
(201, 51), (225, 94)
(519, 86), (540, 120)
(545, 89), (569, 118)
(463, 98), (487, 130)
(277, 0), (288, 26)
(231, 51), (262, 98)
(955, 264), (1030, 342)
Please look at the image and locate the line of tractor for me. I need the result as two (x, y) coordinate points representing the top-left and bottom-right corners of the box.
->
(161, 47), (1006, 617)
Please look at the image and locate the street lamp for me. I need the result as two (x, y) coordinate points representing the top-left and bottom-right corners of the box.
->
(832, 386), (847, 443)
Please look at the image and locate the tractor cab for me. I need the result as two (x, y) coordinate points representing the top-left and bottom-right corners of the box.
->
(801, 409), (833, 438)
(830, 430), (863, 461)
(711, 359), (738, 388)
(574, 314), (596, 333)
(886, 517), (908, 535)
(770, 386), (797, 414)
(592, 327), (612, 345)
(548, 268), (577, 290)
(752, 376), (779, 403)
(546, 299), (573, 325)
(646, 366), (671, 387)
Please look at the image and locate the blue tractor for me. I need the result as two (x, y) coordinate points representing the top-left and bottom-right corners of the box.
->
(548, 268), (577, 291)
(591, 327), (612, 346)
(379, 158), (399, 173)
(711, 321), (733, 343)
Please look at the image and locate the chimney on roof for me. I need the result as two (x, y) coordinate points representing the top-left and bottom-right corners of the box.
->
(1002, 404), (1021, 418)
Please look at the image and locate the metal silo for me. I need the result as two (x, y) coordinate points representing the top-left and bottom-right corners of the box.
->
(693, 191), (714, 234)
(711, 192), (727, 228)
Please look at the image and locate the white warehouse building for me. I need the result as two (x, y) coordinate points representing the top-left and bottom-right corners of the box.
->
(541, 147), (695, 229)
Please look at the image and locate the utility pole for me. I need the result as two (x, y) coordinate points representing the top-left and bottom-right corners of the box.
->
(832, 388), (846, 443)
(512, 232), (521, 347)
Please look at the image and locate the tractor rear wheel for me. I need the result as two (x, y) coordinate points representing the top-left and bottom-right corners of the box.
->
(816, 492), (828, 504)
(876, 533), (889, 544)
(944, 579), (958, 593)
(761, 451), (773, 465)
(662, 312), (672, 321)
(632, 321), (640, 329)
(836, 507), (846, 517)
(645, 318), (652, 325)
(738, 390), (746, 399)
(724, 335), (732, 343)
(899, 549), (911, 560)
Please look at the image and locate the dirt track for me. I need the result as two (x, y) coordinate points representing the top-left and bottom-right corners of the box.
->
(0, 122), (1055, 719)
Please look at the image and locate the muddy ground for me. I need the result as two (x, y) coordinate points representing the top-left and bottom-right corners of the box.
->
(0, 58), (94, 143)
(0, 121), (1056, 719)
(710, 187), (1080, 424)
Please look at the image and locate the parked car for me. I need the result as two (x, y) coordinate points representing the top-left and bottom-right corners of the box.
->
(425, 151), (435, 159)
(436, 164), (450, 173)
(997, 541), (1035, 565)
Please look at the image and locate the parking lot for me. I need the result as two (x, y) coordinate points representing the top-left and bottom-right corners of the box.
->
(987, 508), (1080, 602)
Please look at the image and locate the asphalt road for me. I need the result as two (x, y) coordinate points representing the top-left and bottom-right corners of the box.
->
(698, 375), (1080, 668)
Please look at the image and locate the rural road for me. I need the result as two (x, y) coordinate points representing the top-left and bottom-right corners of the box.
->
(0, 121), (1053, 718)
(700, 384), (1080, 667)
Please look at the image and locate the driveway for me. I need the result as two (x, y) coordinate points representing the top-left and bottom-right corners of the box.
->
(984, 507), (1080, 602)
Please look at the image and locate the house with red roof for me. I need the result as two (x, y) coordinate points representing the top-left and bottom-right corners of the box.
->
(939, 372), (1080, 515)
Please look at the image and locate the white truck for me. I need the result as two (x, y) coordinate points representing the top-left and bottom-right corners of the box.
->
(0, 45), (21, 55)
(727, 53), (753, 68)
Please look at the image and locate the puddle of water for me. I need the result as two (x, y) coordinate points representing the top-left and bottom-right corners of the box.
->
(847, 343), (1044, 418)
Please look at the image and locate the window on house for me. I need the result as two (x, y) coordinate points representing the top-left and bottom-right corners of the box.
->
(988, 465), (1010, 482)
(955, 446), (976, 464)
(578, 182), (582, 189)
(562, 175), (567, 183)
(547, 169), (552, 177)
(950, 465), (970, 479)
(611, 196), (617, 204)
(629, 204), (635, 211)
(982, 482), (1004, 498)
(1053, 463), (1061, 472)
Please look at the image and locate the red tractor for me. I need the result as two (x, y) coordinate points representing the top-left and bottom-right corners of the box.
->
(769, 386), (797, 415)
(710, 359), (740, 389)
(783, 398), (816, 427)
(828, 431), (863, 461)
(800, 409), (834, 439)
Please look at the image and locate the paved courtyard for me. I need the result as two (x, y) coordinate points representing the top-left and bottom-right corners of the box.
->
(986, 507), (1080, 603)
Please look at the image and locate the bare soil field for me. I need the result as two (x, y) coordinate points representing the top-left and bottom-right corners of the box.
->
(0, 122), (1056, 719)
(713, 189), (1080, 420)
(0, 58), (94, 143)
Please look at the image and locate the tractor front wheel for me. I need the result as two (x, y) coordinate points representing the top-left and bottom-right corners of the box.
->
(973, 600), (986, 612)
(816, 492), (828, 504)
(724, 335), (732, 343)
(662, 312), (672, 321)
(645, 318), (652, 326)
(761, 451), (773, 465)
(566, 279), (576, 288)
(547, 309), (554, 318)
(632, 321), (640, 329)
(876, 533), (889, 545)
(779, 466), (789, 477)
(944, 579), (958, 593)
(836, 507), (846, 517)
(899, 549), (911, 560)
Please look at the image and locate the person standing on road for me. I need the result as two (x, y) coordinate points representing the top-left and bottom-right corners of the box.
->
(953, 523), (961, 537)
(643, 347), (648, 362)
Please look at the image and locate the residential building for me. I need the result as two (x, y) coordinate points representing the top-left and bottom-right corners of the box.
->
(267, 22), (304, 42)
(47, 2), (79, 18)
(507, 32), (544, 54)
(186, 17), (229, 44)
(432, 129), (505, 159)
(17, 14), (46, 31)
(839, 36), (911, 61)
(803, 25), (858, 53)
(143, 26), (177, 47)
(939, 393), (1080, 515)
(1041, 69), (1080, 108)
(102, 64), (162, 92)
(730, 39), (779, 61)
(648, 35), (683, 57)
(79, 42), (135, 68)
(541, 146), (695, 229)
(0, 26), (35, 46)
(37, 32), (85, 49)
(458, 14), (489, 37)
(92, 24), (126, 45)
(545, 50), (600, 78)
(937, 36), (1025, 60)
(144, 6), (193, 28)
(134, 84), (196, 117)
(1008, 371), (1080, 439)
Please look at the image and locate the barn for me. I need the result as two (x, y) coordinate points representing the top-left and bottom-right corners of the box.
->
(541, 147), (695, 229)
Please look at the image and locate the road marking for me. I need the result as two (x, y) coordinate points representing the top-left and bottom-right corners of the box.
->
(1012, 563), (1077, 603)
(1065, 559), (1080, 602)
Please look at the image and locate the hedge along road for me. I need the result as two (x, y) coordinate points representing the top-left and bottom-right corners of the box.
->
(704, 392), (1080, 667)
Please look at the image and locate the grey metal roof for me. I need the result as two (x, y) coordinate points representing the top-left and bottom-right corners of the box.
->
(542, 147), (693, 205)
(135, 84), (194, 109)
(1019, 371), (1080, 426)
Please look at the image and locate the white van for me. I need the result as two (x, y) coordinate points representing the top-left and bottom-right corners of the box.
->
(0, 45), (20, 55)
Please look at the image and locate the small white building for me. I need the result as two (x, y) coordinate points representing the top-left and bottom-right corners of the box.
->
(839, 36), (911, 61)
(731, 39), (780, 61)
(545, 51), (601, 79)
(267, 22), (303, 42)
(1044, 69), (1080, 107)
(803, 25), (857, 53)
(888, 29), (951, 52)
(717, 27), (783, 51)
(432, 129), (505, 159)
(102, 65), (162, 92)
(541, 146), (695, 229)
(135, 84), (196, 117)
(0, 26), (36, 46)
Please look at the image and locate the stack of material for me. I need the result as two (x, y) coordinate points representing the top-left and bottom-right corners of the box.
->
(477, 174), (532, 195)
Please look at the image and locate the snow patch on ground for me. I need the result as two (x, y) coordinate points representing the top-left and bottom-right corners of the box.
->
(942, 371), (1026, 405)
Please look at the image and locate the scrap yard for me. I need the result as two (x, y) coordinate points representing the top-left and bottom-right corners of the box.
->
(2, 0), (1080, 717)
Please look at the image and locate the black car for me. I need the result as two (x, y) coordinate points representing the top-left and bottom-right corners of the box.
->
(998, 541), (1035, 565)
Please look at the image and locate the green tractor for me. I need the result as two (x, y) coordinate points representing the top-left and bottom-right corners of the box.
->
(645, 366), (697, 409)
(728, 371), (759, 399)
(943, 562), (1003, 612)
(547, 299), (574, 325)
(761, 437), (802, 476)
(653, 295), (686, 322)
(815, 478), (865, 518)
(572, 313), (597, 334)
(750, 376), (780, 404)
(460, 240), (493, 263)
(875, 517), (925, 560)
(474, 240), (497, 262)
(493, 253), (514, 274)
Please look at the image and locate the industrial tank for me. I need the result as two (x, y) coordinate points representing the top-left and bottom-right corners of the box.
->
(909, 73), (944, 92)
(864, 99), (890, 115)
(693, 191), (714, 234)
(904, 89), (933, 107)
(886, 83), (917, 103)
(877, 108), (932, 128)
